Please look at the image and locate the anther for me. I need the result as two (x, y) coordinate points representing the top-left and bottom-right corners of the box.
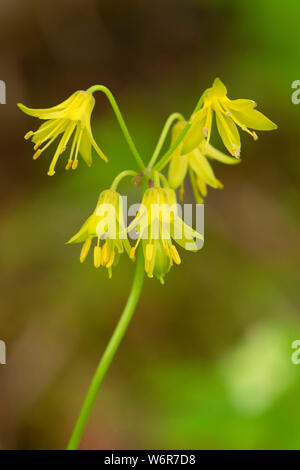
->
(93, 246), (102, 268)
(72, 160), (78, 170)
(146, 243), (154, 262)
(130, 247), (136, 260)
(65, 160), (72, 170)
(33, 141), (42, 151)
(33, 149), (42, 160)
(80, 239), (92, 263)
(170, 245), (181, 265)
(252, 131), (258, 141)
(179, 186), (185, 201)
(25, 131), (34, 140)
(106, 251), (115, 268)
(102, 242), (109, 265)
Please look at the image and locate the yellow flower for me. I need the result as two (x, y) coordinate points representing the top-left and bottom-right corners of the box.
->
(168, 121), (239, 200)
(67, 190), (130, 278)
(18, 90), (107, 176)
(183, 78), (277, 157)
(128, 187), (203, 283)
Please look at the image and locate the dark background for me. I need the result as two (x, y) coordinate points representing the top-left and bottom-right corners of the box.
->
(0, 0), (300, 449)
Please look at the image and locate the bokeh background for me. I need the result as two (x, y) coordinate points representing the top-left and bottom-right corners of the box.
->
(1, 0), (300, 450)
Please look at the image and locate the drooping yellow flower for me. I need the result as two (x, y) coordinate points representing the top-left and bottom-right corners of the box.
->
(183, 78), (277, 157)
(168, 121), (239, 201)
(67, 190), (130, 278)
(18, 90), (107, 176)
(128, 187), (203, 283)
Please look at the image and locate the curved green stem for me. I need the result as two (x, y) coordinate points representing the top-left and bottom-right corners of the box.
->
(111, 170), (138, 191)
(66, 249), (145, 450)
(153, 90), (207, 172)
(87, 85), (145, 171)
(193, 90), (206, 113)
(147, 113), (184, 169)
(153, 122), (191, 172)
(158, 172), (169, 188)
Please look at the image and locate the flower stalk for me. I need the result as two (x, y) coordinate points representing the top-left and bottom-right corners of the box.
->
(66, 247), (145, 450)
(87, 85), (145, 171)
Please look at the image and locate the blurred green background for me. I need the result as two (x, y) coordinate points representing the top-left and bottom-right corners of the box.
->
(1, 0), (300, 450)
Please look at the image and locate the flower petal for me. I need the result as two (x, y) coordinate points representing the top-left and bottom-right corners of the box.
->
(168, 152), (188, 189)
(227, 103), (278, 130)
(212, 78), (227, 97)
(203, 142), (241, 164)
(188, 149), (221, 188)
(181, 109), (207, 154)
(79, 129), (92, 166)
(215, 110), (241, 157)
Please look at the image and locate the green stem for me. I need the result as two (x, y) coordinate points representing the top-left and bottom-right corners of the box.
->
(193, 90), (206, 113)
(153, 170), (160, 187)
(111, 170), (138, 191)
(87, 85), (145, 171)
(158, 172), (169, 188)
(147, 113), (184, 169)
(66, 248), (145, 450)
(153, 122), (191, 172)
(153, 90), (207, 172)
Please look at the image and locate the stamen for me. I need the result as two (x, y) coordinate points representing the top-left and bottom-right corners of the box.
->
(25, 131), (34, 140)
(145, 243), (154, 273)
(80, 239), (92, 263)
(72, 128), (83, 171)
(145, 243), (154, 262)
(170, 245), (181, 264)
(93, 245), (102, 268)
(179, 186), (185, 201)
(65, 160), (72, 170)
(101, 241), (109, 266)
(130, 247), (136, 260)
(106, 251), (115, 268)
(232, 146), (241, 158)
(252, 131), (258, 141)
(34, 141), (42, 151)
(33, 149), (41, 160)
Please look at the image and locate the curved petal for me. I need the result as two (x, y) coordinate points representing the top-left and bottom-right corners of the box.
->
(203, 143), (241, 165)
(226, 104), (277, 130)
(168, 152), (188, 189)
(212, 78), (227, 97)
(215, 109), (241, 157)
(188, 149), (221, 188)
(79, 129), (92, 166)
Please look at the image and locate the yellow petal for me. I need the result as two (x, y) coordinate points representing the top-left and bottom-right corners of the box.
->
(211, 78), (227, 97)
(188, 149), (220, 188)
(168, 152), (188, 189)
(181, 109), (207, 154)
(215, 110), (241, 157)
(226, 103), (277, 131)
(203, 142), (241, 165)
(79, 129), (92, 166)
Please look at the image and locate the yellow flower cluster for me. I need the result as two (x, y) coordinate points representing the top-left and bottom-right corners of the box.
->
(18, 79), (276, 282)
